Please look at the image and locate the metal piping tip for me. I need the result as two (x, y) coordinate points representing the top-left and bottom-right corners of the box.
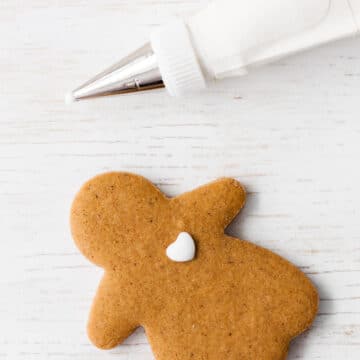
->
(67, 43), (164, 102)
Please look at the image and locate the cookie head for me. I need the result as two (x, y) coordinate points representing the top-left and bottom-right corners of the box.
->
(70, 172), (169, 268)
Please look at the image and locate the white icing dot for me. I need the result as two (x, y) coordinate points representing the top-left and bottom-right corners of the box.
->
(166, 232), (196, 262)
(65, 92), (75, 104)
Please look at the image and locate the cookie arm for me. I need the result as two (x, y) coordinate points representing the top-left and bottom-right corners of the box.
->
(87, 274), (139, 349)
(175, 178), (246, 229)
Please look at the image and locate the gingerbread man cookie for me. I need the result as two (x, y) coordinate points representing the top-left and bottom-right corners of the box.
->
(71, 172), (318, 360)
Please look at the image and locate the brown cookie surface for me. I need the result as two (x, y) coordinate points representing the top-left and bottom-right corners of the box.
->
(71, 172), (318, 360)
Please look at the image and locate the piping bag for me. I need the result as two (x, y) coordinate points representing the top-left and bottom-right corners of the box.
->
(67, 0), (360, 101)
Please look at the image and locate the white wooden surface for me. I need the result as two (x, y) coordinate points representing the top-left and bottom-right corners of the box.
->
(1, 1), (360, 359)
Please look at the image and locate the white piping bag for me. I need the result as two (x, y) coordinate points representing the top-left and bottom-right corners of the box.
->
(67, 0), (360, 101)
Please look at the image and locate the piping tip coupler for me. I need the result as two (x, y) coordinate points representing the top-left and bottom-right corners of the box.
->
(67, 20), (206, 102)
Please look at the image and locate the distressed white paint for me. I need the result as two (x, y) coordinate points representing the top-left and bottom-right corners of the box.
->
(0, 1), (359, 359)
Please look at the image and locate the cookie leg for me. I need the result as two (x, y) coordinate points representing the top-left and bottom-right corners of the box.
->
(87, 274), (139, 349)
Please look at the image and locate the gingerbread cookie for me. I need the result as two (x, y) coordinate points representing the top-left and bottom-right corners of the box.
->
(70, 172), (318, 360)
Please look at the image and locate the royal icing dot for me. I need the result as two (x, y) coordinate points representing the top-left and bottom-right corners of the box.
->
(166, 232), (196, 262)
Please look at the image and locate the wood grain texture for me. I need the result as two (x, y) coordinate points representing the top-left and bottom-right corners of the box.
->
(0, 1), (359, 359)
